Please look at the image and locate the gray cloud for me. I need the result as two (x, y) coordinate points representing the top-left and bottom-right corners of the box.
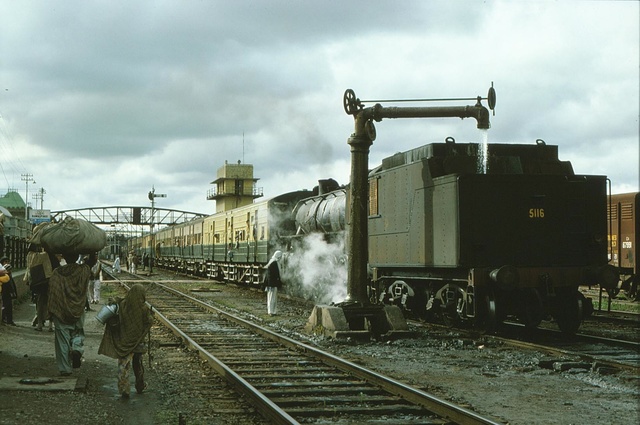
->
(1, 0), (637, 215)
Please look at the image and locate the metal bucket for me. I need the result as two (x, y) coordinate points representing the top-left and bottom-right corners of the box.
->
(96, 304), (119, 324)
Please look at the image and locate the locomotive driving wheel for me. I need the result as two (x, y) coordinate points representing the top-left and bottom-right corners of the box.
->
(517, 288), (544, 329)
(554, 290), (583, 335)
(606, 286), (621, 299)
(482, 292), (498, 334)
(439, 284), (469, 328)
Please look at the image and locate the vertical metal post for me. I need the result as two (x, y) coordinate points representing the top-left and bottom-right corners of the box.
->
(148, 187), (166, 275)
(345, 118), (373, 304)
(38, 187), (46, 210)
(21, 173), (34, 220)
(342, 90), (492, 306)
(150, 193), (155, 274)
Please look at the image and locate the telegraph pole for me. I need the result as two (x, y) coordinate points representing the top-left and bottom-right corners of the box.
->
(37, 187), (47, 210)
(33, 187), (46, 210)
(21, 173), (34, 220)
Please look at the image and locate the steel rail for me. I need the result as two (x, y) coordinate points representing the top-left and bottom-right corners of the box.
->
(102, 267), (502, 424)
(154, 282), (503, 425)
(406, 317), (640, 375)
(149, 300), (300, 425)
(102, 267), (298, 424)
(492, 322), (639, 373)
(590, 309), (640, 325)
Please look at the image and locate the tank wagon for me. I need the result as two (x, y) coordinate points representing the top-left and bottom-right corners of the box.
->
(607, 191), (639, 300)
(131, 190), (312, 285)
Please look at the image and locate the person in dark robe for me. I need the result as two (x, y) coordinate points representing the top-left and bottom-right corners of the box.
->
(98, 284), (152, 399)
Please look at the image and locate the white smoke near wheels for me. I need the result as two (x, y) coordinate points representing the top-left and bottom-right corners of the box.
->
(283, 232), (347, 304)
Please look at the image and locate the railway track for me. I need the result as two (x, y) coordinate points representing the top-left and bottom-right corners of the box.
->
(401, 310), (639, 376)
(108, 264), (639, 374)
(499, 323), (640, 373)
(104, 267), (501, 425)
(589, 309), (640, 326)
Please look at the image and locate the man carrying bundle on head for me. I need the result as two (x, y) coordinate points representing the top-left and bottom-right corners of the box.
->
(47, 252), (91, 375)
(40, 217), (107, 375)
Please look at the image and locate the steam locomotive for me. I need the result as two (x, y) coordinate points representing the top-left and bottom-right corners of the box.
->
(128, 138), (619, 334)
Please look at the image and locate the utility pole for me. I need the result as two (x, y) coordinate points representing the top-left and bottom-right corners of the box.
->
(21, 173), (34, 220)
(147, 186), (167, 274)
(33, 187), (46, 210)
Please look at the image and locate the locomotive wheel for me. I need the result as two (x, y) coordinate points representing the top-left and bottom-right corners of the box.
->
(441, 311), (463, 328)
(414, 288), (435, 322)
(625, 276), (639, 301)
(438, 284), (467, 327)
(482, 293), (498, 334)
(554, 291), (583, 335)
(606, 287), (620, 299)
(518, 289), (544, 329)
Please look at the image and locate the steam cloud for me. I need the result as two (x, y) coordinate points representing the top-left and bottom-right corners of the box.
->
(283, 232), (347, 304)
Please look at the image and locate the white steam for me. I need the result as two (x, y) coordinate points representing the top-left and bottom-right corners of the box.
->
(283, 233), (347, 304)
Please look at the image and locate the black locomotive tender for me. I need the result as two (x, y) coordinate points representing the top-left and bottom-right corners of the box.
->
(365, 139), (614, 334)
(130, 135), (620, 335)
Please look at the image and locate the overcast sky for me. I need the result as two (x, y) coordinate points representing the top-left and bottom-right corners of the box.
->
(1, 1), (638, 216)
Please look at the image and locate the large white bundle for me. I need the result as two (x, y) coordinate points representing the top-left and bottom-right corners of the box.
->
(40, 216), (107, 254)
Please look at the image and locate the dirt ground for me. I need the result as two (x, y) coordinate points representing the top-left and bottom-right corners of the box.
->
(0, 279), (245, 425)
(0, 293), (153, 424)
(1, 276), (639, 425)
